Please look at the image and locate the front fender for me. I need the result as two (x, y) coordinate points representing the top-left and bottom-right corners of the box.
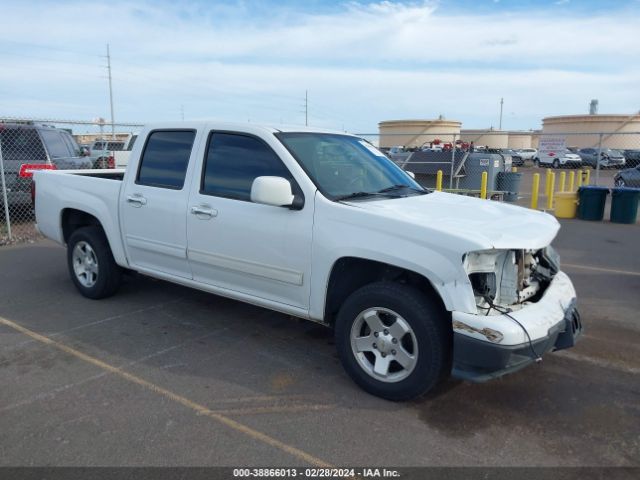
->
(309, 197), (478, 321)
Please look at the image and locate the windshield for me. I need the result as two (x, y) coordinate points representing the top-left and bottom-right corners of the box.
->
(277, 132), (425, 200)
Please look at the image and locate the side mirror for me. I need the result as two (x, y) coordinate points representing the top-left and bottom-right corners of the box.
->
(406, 171), (416, 179)
(251, 176), (300, 209)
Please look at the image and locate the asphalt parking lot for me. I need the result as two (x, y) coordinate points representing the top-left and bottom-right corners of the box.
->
(1, 219), (639, 467)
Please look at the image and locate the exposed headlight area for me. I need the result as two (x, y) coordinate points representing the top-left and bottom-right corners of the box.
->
(464, 246), (560, 313)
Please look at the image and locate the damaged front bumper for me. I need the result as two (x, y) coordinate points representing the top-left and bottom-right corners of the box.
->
(451, 271), (582, 382)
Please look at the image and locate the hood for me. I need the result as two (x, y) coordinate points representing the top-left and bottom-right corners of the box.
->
(345, 191), (560, 250)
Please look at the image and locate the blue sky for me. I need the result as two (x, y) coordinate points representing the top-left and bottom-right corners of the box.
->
(0, 0), (638, 134)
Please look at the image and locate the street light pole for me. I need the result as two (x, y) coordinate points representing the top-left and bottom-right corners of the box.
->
(106, 44), (115, 140)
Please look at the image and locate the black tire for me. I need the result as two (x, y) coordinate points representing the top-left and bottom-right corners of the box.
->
(67, 226), (122, 299)
(533, 158), (539, 167)
(334, 281), (451, 401)
(553, 159), (560, 169)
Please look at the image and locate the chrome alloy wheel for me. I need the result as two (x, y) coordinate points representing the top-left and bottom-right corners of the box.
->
(350, 307), (418, 383)
(72, 241), (99, 288)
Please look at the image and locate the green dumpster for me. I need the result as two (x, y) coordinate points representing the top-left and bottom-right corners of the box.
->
(577, 186), (609, 221)
(610, 188), (640, 224)
(496, 171), (523, 202)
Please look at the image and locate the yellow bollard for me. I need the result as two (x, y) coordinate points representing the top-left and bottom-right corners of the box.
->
(559, 171), (566, 192)
(544, 169), (551, 198)
(584, 169), (591, 185)
(512, 166), (518, 173)
(568, 171), (575, 192)
(531, 173), (540, 210)
(436, 170), (443, 191)
(576, 169), (583, 189)
(480, 171), (488, 199)
(547, 172), (556, 210)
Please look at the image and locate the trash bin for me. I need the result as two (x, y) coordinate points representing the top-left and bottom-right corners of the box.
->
(610, 188), (640, 224)
(555, 192), (578, 218)
(496, 171), (523, 202)
(459, 153), (504, 191)
(577, 186), (609, 221)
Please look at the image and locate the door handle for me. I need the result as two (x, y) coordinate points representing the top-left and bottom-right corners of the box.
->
(190, 205), (218, 218)
(126, 195), (147, 206)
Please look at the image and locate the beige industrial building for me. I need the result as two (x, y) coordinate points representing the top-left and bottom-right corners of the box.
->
(460, 129), (509, 149)
(507, 131), (534, 149)
(379, 112), (639, 151)
(74, 133), (132, 145)
(378, 121), (536, 150)
(378, 119), (461, 148)
(541, 114), (640, 149)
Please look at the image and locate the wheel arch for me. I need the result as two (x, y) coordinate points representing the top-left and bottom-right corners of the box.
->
(60, 208), (127, 266)
(323, 256), (449, 326)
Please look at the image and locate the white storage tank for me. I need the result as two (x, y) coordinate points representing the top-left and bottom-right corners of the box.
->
(378, 118), (462, 149)
(542, 114), (640, 149)
(460, 129), (509, 149)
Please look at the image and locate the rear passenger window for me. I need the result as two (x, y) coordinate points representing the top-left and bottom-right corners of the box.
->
(61, 132), (81, 157)
(137, 130), (195, 189)
(0, 128), (47, 162)
(202, 133), (292, 201)
(40, 130), (72, 158)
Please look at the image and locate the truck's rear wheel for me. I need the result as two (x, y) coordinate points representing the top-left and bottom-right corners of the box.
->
(67, 226), (122, 299)
(334, 282), (451, 401)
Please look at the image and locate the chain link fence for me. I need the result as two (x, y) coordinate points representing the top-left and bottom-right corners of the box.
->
(358, 130), (640, 207)
(1, 118), (141, 245)
(3, 122), (640, 245)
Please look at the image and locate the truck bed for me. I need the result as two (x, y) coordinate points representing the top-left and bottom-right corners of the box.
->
(33, 169), (127, 260)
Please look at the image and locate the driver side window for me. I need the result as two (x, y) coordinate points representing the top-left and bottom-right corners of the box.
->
(201, 132), (295, 202)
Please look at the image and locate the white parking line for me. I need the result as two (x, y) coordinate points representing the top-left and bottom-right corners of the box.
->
(562, 263), (640, 277)
(0, 315), (333, 467)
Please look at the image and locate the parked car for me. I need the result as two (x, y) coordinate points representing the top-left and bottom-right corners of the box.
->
(388, 146), (404, 155)
(111, 133), (138, 168)
(515, 148), (538, 163)
(578, 148), (626, 169)
(613, 165), (640, 187)
(536, 148), (582, 168)
(33, 122), (581, 401)
(0, 122), (92, 208)
(621, 149), (640, 168)
(88, 134), (137, 169)
(497, 148), (519, 166)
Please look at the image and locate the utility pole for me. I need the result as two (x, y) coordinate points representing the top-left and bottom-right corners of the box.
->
(305, 90), (308, 126)
(105, 44), (115, 139)
(499, 97), (504, 130)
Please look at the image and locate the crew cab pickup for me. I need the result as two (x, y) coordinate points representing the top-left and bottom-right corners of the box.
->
(33, 122), (581, 400)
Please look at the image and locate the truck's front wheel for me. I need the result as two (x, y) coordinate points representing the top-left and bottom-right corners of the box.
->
(335, 282), (451, 401)
(67, 226), (122, 299)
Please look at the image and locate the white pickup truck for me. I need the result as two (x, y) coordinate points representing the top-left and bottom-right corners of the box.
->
(33, 122), (581, 400)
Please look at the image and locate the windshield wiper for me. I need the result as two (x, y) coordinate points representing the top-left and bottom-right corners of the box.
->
(376, 184), (427, 194)
(334, 191), (390, 201)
